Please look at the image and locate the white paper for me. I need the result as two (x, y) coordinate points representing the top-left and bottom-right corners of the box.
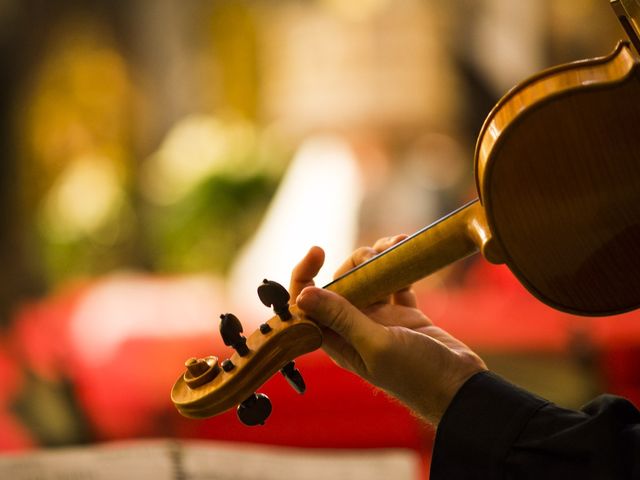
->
(0, 440), (176, 480)
(182, 441), (420, 480)
(0, 440), (421, 480)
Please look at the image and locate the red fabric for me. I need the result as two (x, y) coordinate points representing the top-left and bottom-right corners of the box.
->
(8, 277), (427, 452)
(0, 338), (22, 404)
(600, 346), (640, 407)
(4, 264), (640, 455)
(0, 339), (34, 450)
(174, 351), (430, 450)
(424, 262), (640, 353)
(0, 412), (34, 451)
(10, 284), (85, 382)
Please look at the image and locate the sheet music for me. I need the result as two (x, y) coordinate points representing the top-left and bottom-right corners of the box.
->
(0, 440), (421, 480)
(182, 441), (420, 480)
(0, 440), (177, 480)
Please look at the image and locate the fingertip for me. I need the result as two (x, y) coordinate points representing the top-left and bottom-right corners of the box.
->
(306, 245), (325, 265)
(386, 234), (408, 248)
(373, 234), (409, 253)
(393, 234), (409, 243)
(296, 286), (322, 309)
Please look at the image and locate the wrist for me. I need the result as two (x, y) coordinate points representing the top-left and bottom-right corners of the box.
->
(408, 363), (488, 426)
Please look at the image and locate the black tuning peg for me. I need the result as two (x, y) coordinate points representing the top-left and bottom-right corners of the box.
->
(219, 313), (249, 356)
(258, 279), (292, 320)
(280, 361), (306, 394)
(237, 393), (272, 426)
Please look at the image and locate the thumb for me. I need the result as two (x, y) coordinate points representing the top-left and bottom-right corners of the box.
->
(296, 287), (385, 351)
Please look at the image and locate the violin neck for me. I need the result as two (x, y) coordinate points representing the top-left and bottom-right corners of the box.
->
(322, 199), (499, 308)
(612, 0), (640, 55)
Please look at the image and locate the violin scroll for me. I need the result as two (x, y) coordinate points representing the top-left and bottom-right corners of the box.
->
(171, 280), (322, 425)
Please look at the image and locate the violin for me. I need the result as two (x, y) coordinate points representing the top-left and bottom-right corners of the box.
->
(171, 3), (640, 425)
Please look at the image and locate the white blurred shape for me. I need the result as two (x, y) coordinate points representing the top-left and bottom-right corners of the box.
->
(228, 135), (364, 324)
(70, 274), (224, 366)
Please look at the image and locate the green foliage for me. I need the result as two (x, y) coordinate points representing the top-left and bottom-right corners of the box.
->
(145, 172), (278, 274)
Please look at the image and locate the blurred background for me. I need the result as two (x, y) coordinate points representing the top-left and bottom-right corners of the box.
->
(0, 0), (638, 475)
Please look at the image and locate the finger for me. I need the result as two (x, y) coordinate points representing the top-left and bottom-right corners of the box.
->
(392, 287), (418, 307)
(368, 235), (409, 304)
(297, 287), (386, 351)
(332, 234), (407, 283)
(333, 235), (410, 303)
(289, 246), (325, 300)
(320, 328), (366, 374)
(333, 246), (377, 279)
(372, 234), (408, 253)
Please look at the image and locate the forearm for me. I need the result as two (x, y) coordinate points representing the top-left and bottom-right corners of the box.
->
(431, 371), (640, 479)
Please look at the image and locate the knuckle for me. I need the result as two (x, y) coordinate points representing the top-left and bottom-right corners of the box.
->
(330, 301), (353, 333)
(373, 234), (402, 252)
(354, 247), (376, 266)
(371, 237), (389, 251)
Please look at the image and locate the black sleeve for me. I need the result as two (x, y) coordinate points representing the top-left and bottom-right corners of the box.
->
(430, 371), (640, 479)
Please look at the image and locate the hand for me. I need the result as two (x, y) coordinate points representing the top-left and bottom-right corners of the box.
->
(289, 237), (487, 425)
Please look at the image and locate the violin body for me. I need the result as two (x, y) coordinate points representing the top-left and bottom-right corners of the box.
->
(172, 42), (640, 421)
(476, 41), (640, 315)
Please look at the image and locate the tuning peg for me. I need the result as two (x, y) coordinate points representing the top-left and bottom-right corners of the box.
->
(221, 358), (235, 372)
(219, 313), (250, 357)
(237, 393), (272, 426)
(280, 361), (306, 394)
(258, 279), (292, 320)
(183, 356), (220, 389)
